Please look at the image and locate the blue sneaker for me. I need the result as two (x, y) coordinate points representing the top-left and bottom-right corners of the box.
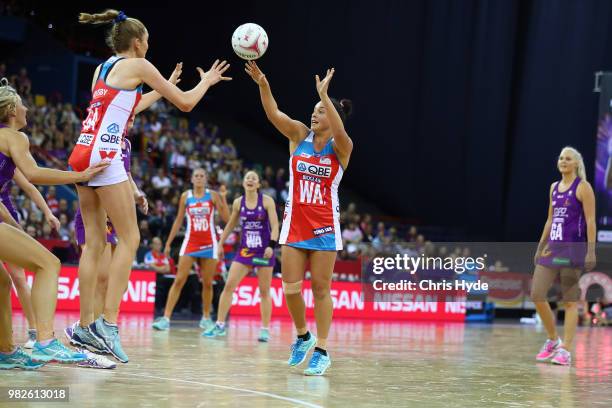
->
(202, 323), (227, 338)
(257, 328), (270, 343)
(31, 339), (87, 363)
(152, 317), (170, 331)
(199, 317), (214, 330)
(0, 347), (45, 370)
(90, 317), (128, 363)
(67, 322), (108, 354)
(304, 350), (331, 376)
(288, 333), (317, 366)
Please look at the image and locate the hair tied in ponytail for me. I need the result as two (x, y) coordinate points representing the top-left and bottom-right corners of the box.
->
(114, 11), (128, 23)
(0, 78), (8, 87)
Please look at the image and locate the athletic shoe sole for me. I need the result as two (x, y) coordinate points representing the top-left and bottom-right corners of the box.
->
(77, 361), (117, 369)
(0, 363), (44, 370)
(31, 355), (86, 364)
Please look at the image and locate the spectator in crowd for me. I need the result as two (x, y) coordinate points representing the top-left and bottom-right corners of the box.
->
(140, 220), (153, 248)
(407, 225), (418, 242)
(57, 213), (71, 241)
(342, 221), (364, 258)
(46, 186), (59, 215)
(152, 168), (172, 190)
(144, 237), (172, 274)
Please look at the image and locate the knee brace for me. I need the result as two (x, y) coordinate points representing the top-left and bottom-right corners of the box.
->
(282, 280), (303, 295)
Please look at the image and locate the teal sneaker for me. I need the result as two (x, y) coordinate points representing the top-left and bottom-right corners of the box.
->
(31, 339), (87, 364)
(304, 350), (331, 376)
(199, 317), (214, 330)
(152, 317), (170, 331)
(90, 317), (128, 363)
(69, 323), (108, 353)
(257, 328), (270, 343)
(202, 323), (227, 338)
(288, 333), (317, 366)
(0, 347), (46, 370)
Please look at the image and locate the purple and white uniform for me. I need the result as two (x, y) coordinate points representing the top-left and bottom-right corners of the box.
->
(233, 193), (275, 268)
(538, 177), (587, 267)
(0, 123), (19, 223)
(74, 137), (132, 246)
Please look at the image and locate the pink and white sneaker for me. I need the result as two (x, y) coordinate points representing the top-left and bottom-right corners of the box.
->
(551, 348), (571, 366)
(536, 338), (561, 362)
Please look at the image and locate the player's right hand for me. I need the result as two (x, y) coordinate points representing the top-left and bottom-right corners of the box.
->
(80, 160), (111, 181)
(245, 61), (268, 87)
(164, 246), (171, 257)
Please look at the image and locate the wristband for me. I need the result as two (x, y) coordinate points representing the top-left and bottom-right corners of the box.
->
(267, 240), (278, 249)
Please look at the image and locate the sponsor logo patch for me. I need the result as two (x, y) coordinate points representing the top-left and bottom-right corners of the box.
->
(93, 88), (108, 99)
(100, 133), (121, 144)
(296, 160), (332, 178)
(107, 123), (120, 134)
(313, 226), (333, 236)
(77, 134), (95, 146)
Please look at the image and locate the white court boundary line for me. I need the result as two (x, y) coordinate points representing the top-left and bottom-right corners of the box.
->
(59, 366), (323, 408)
(124, 373), (324, 408)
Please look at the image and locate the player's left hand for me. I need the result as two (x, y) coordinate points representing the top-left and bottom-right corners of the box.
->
(263, 247), (274, 259)
(316, 68), (334, 96)
(199, 59), (232, 86)
(169, 62), (183, 85)
(136, 192), (149, 215)
(46, 213), (60, 231)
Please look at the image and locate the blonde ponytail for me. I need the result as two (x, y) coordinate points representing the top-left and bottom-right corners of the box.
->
(78, 9), (119, 24)
(79, 9), (147, 53)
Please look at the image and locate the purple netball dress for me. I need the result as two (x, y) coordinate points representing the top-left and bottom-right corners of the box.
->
(538, 177), (587, 268)
(0, 124), (19, 223)
(233, 193), (275, 268)
(73, 138), (132, 246)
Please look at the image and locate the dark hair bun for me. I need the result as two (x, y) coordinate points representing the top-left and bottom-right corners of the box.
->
(339, 99), (353, 118)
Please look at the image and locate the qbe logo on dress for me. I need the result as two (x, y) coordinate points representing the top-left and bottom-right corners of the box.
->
(296, 160), (332, 178)
(107, 123), (120, 134)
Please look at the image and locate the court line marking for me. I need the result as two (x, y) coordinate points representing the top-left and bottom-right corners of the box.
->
(58, 366), (322, 408)
(125, 373), (324, 408)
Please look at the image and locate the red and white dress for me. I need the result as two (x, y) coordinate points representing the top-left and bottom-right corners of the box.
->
(69, 56), (142, 186)
(179, 189), (218, 259)
(279, 132), (344, 251)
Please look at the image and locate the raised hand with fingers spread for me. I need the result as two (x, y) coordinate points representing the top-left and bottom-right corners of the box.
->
(245, 61), (268, 87)
(198, 60), (232, 87)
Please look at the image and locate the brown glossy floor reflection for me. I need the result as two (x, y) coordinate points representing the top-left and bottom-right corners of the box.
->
(2, 312), (611, 407)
